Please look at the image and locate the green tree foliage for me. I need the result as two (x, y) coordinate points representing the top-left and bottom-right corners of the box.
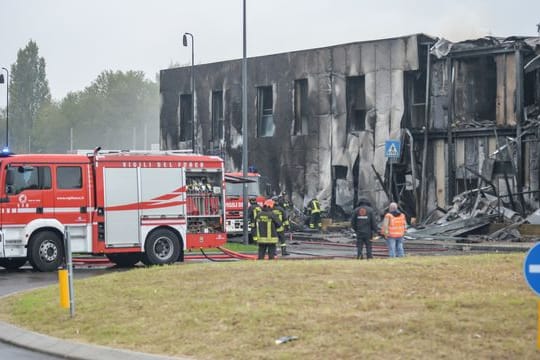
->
(10, 40), (51, 152)
(8, 40), (159, 153)
(31, 70), (159, 153)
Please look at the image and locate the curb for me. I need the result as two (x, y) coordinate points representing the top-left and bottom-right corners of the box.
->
(0, 320), (191, 360)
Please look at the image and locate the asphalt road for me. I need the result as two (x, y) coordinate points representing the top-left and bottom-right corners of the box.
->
(0, 264), (112, 359)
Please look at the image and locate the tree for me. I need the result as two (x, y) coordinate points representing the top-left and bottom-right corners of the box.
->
(10, 40), (51, 152)
(70, 70), (159, 150)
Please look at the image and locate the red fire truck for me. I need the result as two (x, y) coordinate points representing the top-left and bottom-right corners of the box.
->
(224, 172), (270, 235)
(0, 149), (226, 271)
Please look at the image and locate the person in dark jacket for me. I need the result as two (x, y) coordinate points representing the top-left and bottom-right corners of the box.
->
(271, 198), (289, 256)
(248, 198), (261, 244)
(351, 197), (379, 260)
(255, 199), (282, 260)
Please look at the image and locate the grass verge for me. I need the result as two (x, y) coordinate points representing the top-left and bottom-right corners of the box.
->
(0, 254), (536, 359)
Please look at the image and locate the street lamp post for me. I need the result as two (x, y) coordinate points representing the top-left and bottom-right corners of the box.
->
(183, 32), (195, 152)
(241, 0), (249, 245)
(0, 67), (8, 148)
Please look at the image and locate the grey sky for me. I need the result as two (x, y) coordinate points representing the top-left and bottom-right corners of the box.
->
(0, 0), (539, 101)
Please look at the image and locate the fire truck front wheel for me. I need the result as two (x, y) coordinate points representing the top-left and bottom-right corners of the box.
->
(142, 228), (180, 266)
(28, 231), (64, 272)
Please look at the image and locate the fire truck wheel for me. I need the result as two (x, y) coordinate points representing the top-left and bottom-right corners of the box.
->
(106, 253), (142, 267)
(28, 231), (64, 272)
(142, 228), (180, 266)
(0, 257), (27, 270)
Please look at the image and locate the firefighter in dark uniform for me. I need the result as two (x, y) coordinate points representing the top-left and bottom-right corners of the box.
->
(351, 197), (379, 260)
(255, 199), (282, 260)
(307, 197), (322, 230)
(248, 198), (261, 244)
(272, 197), (289, 256)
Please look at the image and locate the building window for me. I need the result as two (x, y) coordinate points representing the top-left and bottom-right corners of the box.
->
(293, 79), (308, 135)
(405, 71), (427, 128)
(57, 166), (82, 189)
(211, 91), (224, 142)
(346, 76), (366, 132)
(257, 86), (274, 137)
(179, 94), (193, 142)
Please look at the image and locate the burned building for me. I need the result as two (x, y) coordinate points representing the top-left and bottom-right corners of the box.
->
(159, 33), (540, 221)
(160, 34), (434, 215)
(415, 36), (540, 221)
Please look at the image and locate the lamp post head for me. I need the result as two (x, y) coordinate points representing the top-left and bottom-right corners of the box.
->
(0, 74), (4, 84)
(182, 34), (188, 47)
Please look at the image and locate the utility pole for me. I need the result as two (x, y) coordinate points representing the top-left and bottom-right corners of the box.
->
(241, 0), (249, 245)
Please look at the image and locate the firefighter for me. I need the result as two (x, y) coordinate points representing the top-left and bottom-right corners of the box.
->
(248, 198), (261, 243)
(255, 199), (282, 260)
(272, 197), (289, 256)
(351, 197), (378, 260)
(306, 197), (322, 231)
(381, 202), (407, 258)
(277, 191), (291, 212)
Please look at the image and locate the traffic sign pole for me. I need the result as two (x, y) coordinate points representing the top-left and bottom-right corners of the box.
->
(536, 300), (540, 350)
(522, 243), (540, 349)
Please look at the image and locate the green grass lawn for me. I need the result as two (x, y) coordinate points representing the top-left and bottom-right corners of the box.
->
(189, 242), (257, 253)
(0, 254), (537, 359)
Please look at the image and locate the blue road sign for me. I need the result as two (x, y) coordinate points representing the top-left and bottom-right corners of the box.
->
(523, 243), (540, 296)
(385, 140), (401, 158)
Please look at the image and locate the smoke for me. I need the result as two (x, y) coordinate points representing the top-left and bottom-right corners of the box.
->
(435, 7), (492, 41)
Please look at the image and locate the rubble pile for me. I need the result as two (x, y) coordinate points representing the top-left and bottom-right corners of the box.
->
(407, 188), (540, 242)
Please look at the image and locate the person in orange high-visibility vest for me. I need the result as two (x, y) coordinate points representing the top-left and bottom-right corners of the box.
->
(381, 202), (407, 258)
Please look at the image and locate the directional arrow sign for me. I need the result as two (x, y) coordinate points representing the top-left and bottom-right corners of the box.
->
(523, 243), (540, 296)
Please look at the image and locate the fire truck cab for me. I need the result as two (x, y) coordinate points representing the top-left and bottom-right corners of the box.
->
(224, 172), (270, 235)
(0, 150), (226, 271)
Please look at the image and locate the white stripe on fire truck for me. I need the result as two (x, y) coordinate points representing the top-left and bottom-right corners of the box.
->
(3, 207), (94, 214)
(141, 220), (186, 225)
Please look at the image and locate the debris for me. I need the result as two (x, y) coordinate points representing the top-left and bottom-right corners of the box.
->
(275, 336), (299, 345)
(527, 209), (540, 225)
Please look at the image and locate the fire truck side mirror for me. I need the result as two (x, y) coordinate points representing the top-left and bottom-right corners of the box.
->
(265, 183), (272, 197)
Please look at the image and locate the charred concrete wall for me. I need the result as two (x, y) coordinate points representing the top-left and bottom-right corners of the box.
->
(160, 35), (427, 213)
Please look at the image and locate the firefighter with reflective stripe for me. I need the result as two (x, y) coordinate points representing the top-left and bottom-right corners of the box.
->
(248, 198), (261, 243)
(306, 198), (322, 230)
(272, 197), (289, 256)
(351, 197), (378, 260)
(255, 199), (282, 260)
(381, 202), (407, 258)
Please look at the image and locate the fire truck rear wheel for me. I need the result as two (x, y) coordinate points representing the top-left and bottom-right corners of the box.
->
(142, 228), (180, 266)
(0, 258), (27, 270)
(28, 231), (64, 272)
(106, 253), (141, 267)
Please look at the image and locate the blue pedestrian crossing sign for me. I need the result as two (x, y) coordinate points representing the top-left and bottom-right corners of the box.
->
(523, 243), (540, 296)
(385, 140), (401, 158)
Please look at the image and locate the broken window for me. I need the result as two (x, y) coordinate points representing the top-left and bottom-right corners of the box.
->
(179, 94), (193, 142)
(454, 56), (496, 126)
(257, 86), (274, 137)
(405, 71), (426, 128)
(332, 165), (348, 179)
(346, 76), (366, 132)
(293, 79), (308, 135)
(211, 90), (224, 142)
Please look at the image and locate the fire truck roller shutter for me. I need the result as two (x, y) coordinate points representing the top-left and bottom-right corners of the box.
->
(28, 230), (64, 272)
(141, 227), (181, 266)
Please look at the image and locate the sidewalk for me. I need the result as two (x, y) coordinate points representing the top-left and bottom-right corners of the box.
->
(0, 320), (190, 360)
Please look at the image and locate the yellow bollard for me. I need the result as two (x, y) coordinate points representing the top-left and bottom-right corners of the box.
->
(58, 269), (70, 309)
